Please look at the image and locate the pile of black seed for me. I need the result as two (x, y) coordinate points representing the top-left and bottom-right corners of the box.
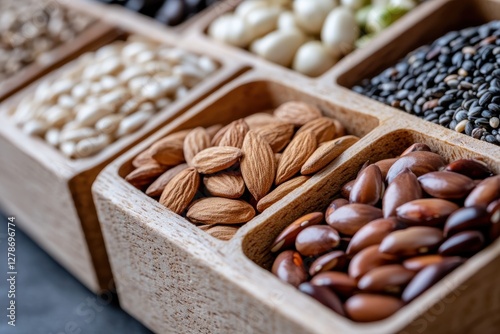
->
(353, 21), (500, 146)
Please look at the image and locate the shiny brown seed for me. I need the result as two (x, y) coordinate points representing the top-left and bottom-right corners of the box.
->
(464, 175), (500, 208)
(379, 227), (443, 256)
(309, 250), (346, 276)
(375, 158), (398, 180)
(348, 245), (397, 279)
(326, 204), (383, 236)
(386, 151), (446, 183)
(271, 212), (324, 253)
(345, 294), (403, 322)
(444, 159), (493, 179)
(443, 206), (491, 237)
(295, 225), (340, 256)
(272, 250), (307, 287)
(383, 168), (422, 218)
(349, 164), (384, 206)
(310, 272), (357, 298)
(418, 171), (475, 199)
(488, 199), (500, 241)
(438, 230), (485, 256)
(403, 255), (445, 271)
(402, 257), (464, 302)
(298, 282), (345, 316)
(357, 264), (415, 294)
(400, 143), (431, 156)
(346, 217), (402, 255)
(325, 198), (349, 218)
(340, 180), (355, 199)
(396, 199), (459, 226)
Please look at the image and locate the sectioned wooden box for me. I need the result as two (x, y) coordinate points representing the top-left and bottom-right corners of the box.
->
(94, 0), (500, 332)
(0, 5), (247, 292)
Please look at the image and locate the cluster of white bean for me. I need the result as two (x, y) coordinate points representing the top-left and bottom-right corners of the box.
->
(208, 0), (417, 76)
(11, 36), (218, 159)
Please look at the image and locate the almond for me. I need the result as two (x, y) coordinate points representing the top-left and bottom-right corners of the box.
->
(257, 176), (310, 212)
(274, 101), (322, 126)
(301, 135), (359, 175)
(191, 146), (242, 174)
(333, 119), (346, 137)
(255, 122), (294, 152)
(159, 167), (200, 214)
(203, 171), (245, 199)
(206, 225), (239, 241)
(132, 149), (156, 168)
(296, 117), (337, 143)
(183, 127), (211, 166)
(149, 132), (187, 166)
(211, 123), (231, 146)
(240, 130), (276, 201)
(218, 119), (249, 148)
(275, 153), (282, 165)
(125, 162), (168, 189)
(186, 197), (255, 224)
(276, 131), (317, 185)
(244, 112), (279, 129)
(146, 163), (188, 197)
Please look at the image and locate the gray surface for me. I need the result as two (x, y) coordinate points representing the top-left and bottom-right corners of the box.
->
(0, 212), (152, 334)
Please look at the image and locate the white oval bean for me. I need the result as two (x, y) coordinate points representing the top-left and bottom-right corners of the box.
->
(100, 76), (119, 91)
(71, 82), (91, 101)
(234, 0), (269, 19)
(60, 127), (97, 142)
(60, 141), (76, 158)
(75, 134), (111, 158)
(245, 6), (282, 39)
(95, 115), (123, 135)
(321, 7), (359, 58)
(250, 30), (305, 67)
(292, 40), (336, 76)
(45, 106), (72, 127)
(100, 88), (129, 106)
(45, 128), (60, 146)
(119, 66), (148, 83)
(116, 109), (153, 138)
(122, 42), (149, 59)
(155, 98), (171, 110)
(197, 56), (218, 76)
(76, 104), (114, 127)
(58, 95), (77, 109)
(277, 11), (300, 31)
(208, 14), (253, 47)
(22, 119), (48, 136)
(293, 0), (337, 35)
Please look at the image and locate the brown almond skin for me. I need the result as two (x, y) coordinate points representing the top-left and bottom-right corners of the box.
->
(270, 212), (324, 253)
(403, 255), (445, 271)
(444, 159), (493, 179)
(159, 167), (200, 215)
(357, 264), (416, 294)
(396, 198), (459, 226)
(310, 272), (357, 298)
(345, 294), (403, 322)
(146, 163), (188, 197)
(386, 151), (446, 184)
(132, 149), (156, 168)
(400, 143), (431, 156)
(309, 250), (346, 276)
(348, 245), (397, 279)
(298, 283), (345, 316)
(438, 230), (485, 256)
(191, 146), (242, 174)
(402, 257), (464, 303)
(383, 168), (422, 218)
(149, 136), (186, 166)
(464, 175), (500, 208)
(186, 197), (255, 224)
(418, 171), (475, 199)
(326, 204), (383, 236)
(443, 206), (491, 237)
(183, 127), (211, 166)
(273, 101), (322, 126)
(349, 164), (384, 206)
(379, 226), (443, 256)
(218, 119), (249, 148)
(295, 225), (340, 256)
(203, 171), (246, 199)
(340, 180), (355, 199)
(257, 176), (309, 213)
(272, 250), (307, 287)
(206, 225), (239, 241)
(276, 131), (317, 185)
(125, 163), (169, 189)
(254, 122), (295, 153)
(346, 217), (402, 255)
(296, 117), (337, 143)
(375, 158), (398, 180)
(325, 198), (349, 218)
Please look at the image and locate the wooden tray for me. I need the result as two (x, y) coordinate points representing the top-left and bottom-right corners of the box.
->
(93, 0), (500, 332)
(0, 6), (248, 292)
(0, 0), (119, 102)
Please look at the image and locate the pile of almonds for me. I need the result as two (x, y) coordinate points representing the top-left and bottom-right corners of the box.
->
(125, 101), (360, 240)
(11, 36), (218, 158)
(270, 143), (499, 322)
(0, 0), (94, 81)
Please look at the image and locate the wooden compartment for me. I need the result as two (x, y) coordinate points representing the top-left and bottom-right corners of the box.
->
(0, 12), (248, 292)
(92, 0), (500, 332)
(0, 0), (117, 102)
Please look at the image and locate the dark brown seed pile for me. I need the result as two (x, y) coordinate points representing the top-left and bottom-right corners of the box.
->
(270, 143), (499, 322)
(353, 21), (500, 146)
